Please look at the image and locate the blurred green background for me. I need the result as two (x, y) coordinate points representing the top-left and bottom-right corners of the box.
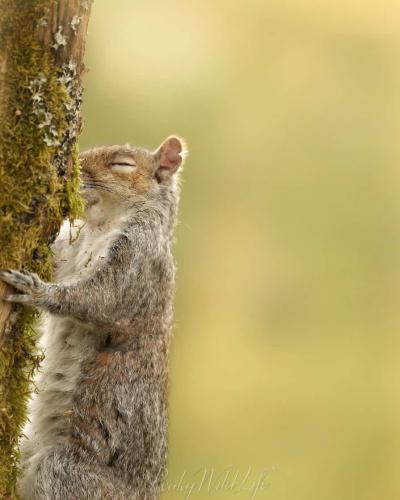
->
(80, 1), (400, 498)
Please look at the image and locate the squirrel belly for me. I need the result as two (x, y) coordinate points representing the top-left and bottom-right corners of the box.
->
(20, 216), (130, 471)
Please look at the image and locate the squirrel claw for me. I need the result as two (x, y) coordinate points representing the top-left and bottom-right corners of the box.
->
(0, 269), (38, 292)
(4, 294), (30, 304)
(0, 269), (46, 306)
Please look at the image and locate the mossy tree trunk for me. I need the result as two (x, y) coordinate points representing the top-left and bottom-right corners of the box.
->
(0, 1), (92, 496)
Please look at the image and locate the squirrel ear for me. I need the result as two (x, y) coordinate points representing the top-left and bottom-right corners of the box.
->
(154, 136), (187, 181)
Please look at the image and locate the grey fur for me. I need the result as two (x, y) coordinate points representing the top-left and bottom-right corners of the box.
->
(0, 136), (186, 499)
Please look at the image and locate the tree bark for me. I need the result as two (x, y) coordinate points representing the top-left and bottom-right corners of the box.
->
(0, 1), (92, 496)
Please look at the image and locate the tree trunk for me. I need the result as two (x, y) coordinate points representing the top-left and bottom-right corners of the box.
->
(0, 1), (92, 496)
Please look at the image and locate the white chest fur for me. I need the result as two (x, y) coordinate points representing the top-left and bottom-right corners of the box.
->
(20, 207), (129, 475)
(54, 206), (127, 284)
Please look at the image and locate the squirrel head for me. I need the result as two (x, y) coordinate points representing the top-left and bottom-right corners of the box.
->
(79, 136), (187, 217)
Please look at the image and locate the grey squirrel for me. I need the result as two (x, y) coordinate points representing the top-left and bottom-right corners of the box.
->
(0, 135), (187, 499)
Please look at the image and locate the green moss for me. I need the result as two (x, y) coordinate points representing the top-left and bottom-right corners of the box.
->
(0, 1), (85, 496)
(65, 143), (85, 221)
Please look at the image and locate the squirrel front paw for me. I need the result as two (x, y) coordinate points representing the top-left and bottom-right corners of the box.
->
(0, 269), (48, 307)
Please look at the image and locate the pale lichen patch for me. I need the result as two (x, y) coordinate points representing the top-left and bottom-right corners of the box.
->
(70, 15), (82, 34)
(37, 16), (48, 28)
(52, 26), (67, 50)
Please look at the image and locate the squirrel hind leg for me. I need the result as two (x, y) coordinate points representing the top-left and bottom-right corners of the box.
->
(17, 447), (138, 500)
